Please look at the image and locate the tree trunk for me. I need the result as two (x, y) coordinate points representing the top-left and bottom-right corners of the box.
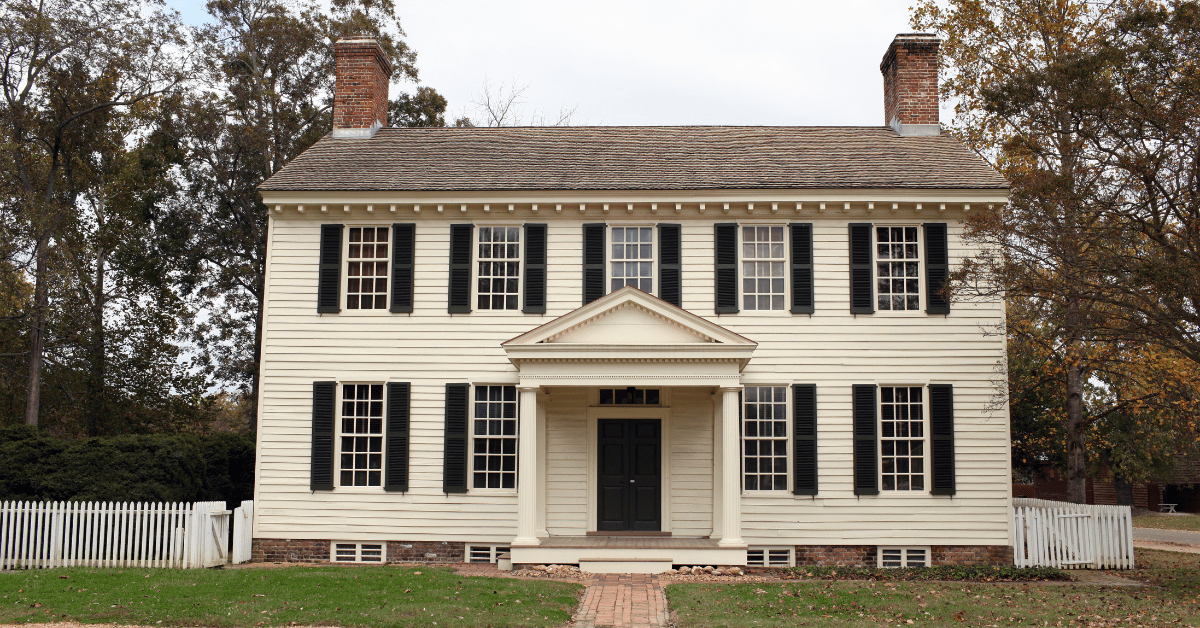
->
(86, 240), (107, 437)
(1066, 344), (1088, 504)
(1113, 475), (1134, 507)
(23, 235), (49, 427)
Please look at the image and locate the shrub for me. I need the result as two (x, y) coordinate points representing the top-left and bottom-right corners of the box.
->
(0, 426), (254, 508)
(783, 565), (1072, 582)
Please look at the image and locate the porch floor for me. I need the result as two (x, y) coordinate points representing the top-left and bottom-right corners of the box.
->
(537, 536), (724, 550)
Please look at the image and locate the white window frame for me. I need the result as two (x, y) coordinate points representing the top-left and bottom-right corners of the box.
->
(741, 384), (791, 494)
(739, 224), (790, 312)
(607, 224), (656, 296)
(470, 384), (520, 492)
(331, 541), (386, 563)
(872, 224), (924, 313)
(336, 382), (385, 489)
(343, 225), (391, 312)
(878, 384), (928, 493)
(472, 223), (523, 312)
(877, 546), (931, 568)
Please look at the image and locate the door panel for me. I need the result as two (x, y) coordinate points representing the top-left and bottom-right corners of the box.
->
(597, 419), (661, 531)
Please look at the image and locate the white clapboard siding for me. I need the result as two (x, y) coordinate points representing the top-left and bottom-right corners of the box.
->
(1012, 498), (1134, 569)
(255, 213), (1010, 546)
(0, 501), (231, 569)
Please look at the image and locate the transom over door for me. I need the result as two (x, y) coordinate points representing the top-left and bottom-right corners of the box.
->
(597, 419), (661, 531)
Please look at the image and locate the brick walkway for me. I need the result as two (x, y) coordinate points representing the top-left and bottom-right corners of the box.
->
(572, 574), (669, 628)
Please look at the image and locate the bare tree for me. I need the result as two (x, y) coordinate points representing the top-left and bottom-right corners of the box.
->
(460, 78), (577, 127)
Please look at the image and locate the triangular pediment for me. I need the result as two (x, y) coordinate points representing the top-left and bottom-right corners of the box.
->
(503, 286), (755, 348)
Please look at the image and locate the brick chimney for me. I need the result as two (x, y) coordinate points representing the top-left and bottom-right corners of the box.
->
(880, 33), (941, 137)
(332, 37), (394, 139)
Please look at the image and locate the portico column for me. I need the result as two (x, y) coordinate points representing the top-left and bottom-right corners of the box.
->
(513, 385), (541, 546)
(718, 386), (745, 547)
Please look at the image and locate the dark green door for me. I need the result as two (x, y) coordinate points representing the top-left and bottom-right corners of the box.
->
(597, 419), (661, 531)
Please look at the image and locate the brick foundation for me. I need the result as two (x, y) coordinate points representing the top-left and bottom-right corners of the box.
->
(795, 545), (1012, 567)
(250, 538), (466, 564)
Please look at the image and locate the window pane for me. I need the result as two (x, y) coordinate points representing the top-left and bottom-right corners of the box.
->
(742, 386), (788, 491)
(477, 227), (520, 310)
(880, 386), (925, 492)
(471, 385), (519, 490)
(339, 382), (384, 487)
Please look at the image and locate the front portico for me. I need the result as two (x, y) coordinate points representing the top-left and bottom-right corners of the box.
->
(501, 287), (756, 569)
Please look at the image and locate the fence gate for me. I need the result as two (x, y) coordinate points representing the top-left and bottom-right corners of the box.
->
(1012, 497), (1135, 569)
(232, 500), (254, 564)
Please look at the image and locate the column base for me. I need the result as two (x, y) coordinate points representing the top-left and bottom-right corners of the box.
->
(717, 537), (746, 548)
(511, 536), (542, 547)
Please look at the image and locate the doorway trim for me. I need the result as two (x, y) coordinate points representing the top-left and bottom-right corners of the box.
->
(587, 406), (672, 533)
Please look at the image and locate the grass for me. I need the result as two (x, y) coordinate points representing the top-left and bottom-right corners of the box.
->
(1133, 513), (1200, 532)
(0, 565), (581, 628)
(667, 552), (1200, 627)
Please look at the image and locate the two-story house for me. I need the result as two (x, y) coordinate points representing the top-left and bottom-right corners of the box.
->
(252, 33), (1011, 572)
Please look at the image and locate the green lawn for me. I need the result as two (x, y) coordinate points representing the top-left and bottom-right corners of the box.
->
(667, 552), (1200, 627)
(0, 565), (581, 628)
(1134, 514), (1200, 532)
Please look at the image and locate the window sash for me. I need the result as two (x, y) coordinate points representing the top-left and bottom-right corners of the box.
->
(475, 225), (522, 310)
(740, 225), (788, 311)
(471, 385), (519, 490)
(338, 383), (384, 487)
(742, 385), (789, 492)
(879, 385), (927, 491)
(874, 225), (922, 311)
(609, 226), (655, 294)
(346, 227), (390, 310)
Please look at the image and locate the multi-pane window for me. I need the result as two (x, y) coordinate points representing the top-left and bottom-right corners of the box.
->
(477, 226), (520, 310)
(876, 226), (920, 311)
(743, 385), (788, 491)
(347, 227), (389, 310)
(599, 387), (661, 405)
(340, 384), (383, 487)
(473, 385), (518, 489)
(742, 226), (786, 310)
(880, 386), (925, 491)
(610, 226), (654, 293)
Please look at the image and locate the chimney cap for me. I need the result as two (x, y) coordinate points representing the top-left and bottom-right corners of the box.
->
(889, 32), (940, 42)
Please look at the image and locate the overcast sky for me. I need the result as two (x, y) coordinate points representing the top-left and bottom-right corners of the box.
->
(168, 0), (936, 127)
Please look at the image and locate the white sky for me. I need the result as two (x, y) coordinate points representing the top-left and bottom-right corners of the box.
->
(169, 0), (936, 127)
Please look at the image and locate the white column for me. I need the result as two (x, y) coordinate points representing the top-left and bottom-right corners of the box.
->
(513, 386), (541, 546)
(711, 390), (724, 540)
(718, 386), (744, 547)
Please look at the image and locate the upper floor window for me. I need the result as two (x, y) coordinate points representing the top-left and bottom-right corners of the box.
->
(340, 383), (384, 486)
(347, 227), (389, 310)
(610, 226), (654, 293)
(880, 385), (925, 491)
(742, 225), (786, 311)
(472, 385), (518, 489)
(875, 226), (920, 311)
(743, 385), (789, 491)
(477, 226), (521, 310)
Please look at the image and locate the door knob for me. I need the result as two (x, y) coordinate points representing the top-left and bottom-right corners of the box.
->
(629, 480), (635, 483)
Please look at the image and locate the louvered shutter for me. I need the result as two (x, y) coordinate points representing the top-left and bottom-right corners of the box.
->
(317, 225), (343, 313)
(790, 223), (814, 314)
(852, 384), (879, 495)
(310, 381), (336, 491)
(390, 223), (415, 313)
(582, 223), (606, 304)
(929, 384), (956, 495)
(384, 382), (411, 492)
(523, 223), (547, 314)
(448, 224), (473, 313)
(848, 223), (874, 314)
(924, 223), (950, 314)
(792, 384), (818, 496)
(443, 383), (469, 493)
(658, 223), (682, 307)
(714, 223), (739, 313)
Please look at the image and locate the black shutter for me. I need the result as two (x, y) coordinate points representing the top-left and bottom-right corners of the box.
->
(849, 223), (874, 314)
(390, 223), (415, 313)
(443, 383), (469, 493)
(448, 224), (473, 313)
(523, 223), (547, 314)
(317, 225), (343, 313)
(310, 381), (336, 491)
(790, 223), (814, 314)
(852, 384), (879, 496)
(929, 384), (956, 495)
(792, 384), (818, 496)
(582, 223), (606, 304)
(384, 382), (411, 492)
(658, 223), (682, 307)
(924, 223), (950, 314)
(714, 223), (739, 313)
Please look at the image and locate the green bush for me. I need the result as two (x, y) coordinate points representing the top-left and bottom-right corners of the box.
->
(783, 564), (1072, 582)
(0, 426), (254, 508)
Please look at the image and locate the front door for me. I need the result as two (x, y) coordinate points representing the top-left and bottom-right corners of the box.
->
(597, 419), (661, 531)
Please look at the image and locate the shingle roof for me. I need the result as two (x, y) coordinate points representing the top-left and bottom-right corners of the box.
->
(259, 126), (1008, 192)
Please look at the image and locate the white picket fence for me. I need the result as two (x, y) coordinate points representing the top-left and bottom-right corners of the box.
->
(232, 500), (253, 564)
(1012, 497), (1135, 569)
(0, 500), (232, 570)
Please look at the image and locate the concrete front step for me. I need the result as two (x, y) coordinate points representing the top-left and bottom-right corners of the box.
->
(579, 557), (674, 574)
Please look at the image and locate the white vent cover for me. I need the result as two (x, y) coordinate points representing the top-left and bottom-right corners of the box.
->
(878, 546), (930, 568)
(466, 545), (511, 564)
(331, 542), (385, 563)
(747, 547), (793, 567)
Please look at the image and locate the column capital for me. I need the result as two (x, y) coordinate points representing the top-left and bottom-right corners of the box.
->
(717, 385), (743, 393)
(517, 385), (540, 393)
